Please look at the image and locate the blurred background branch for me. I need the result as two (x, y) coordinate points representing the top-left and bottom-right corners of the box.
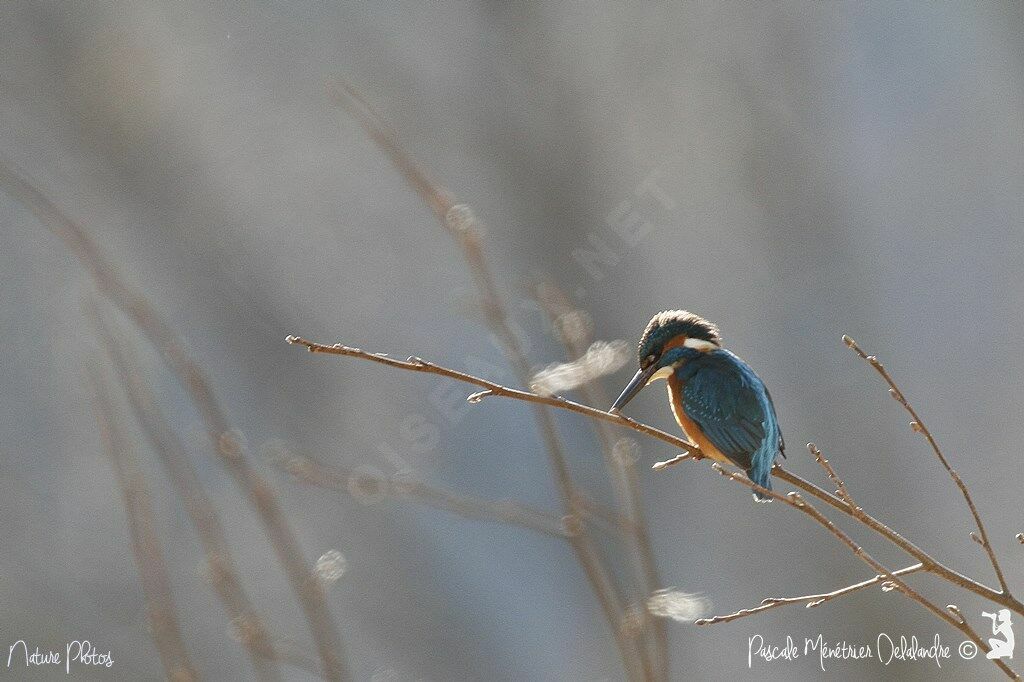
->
(274, 448), (570, 540)
(89, 302), (283, 681)
(86, 363), (199, 682)
(0, 159), (349, 680)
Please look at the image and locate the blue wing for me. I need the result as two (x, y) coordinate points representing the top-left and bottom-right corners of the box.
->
(679, 350), (783, 497)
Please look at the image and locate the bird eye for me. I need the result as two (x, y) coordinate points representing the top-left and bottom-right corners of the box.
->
(645, 353), (657, 366)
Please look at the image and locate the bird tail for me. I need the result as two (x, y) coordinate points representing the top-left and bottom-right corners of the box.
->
(749, 468), (772, 503)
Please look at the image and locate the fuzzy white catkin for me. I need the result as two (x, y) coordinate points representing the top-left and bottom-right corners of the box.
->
(530, 340), (631, 396)
(646, 589), (710, 622)
(315, 550), (347, 587)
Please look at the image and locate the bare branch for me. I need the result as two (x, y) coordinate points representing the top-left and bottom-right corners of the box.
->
(773, 466), (1021, 612)
(0, 159), (349, 682)
(844, 335), (1011, 596)
(709, 463), (1018, 679)
(696, 563), (925, 625)
(286, 335), (702, 458)
(651, 453), (697, 471)
(286, 334), (1024, 677)
(699, 444), (919, 626)
(86, 365), (199, 682)
(808, 443), (852, 507)
(285, 333), (1023, 617)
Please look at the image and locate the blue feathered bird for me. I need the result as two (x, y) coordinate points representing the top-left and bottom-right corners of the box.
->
(611, 311), (784, 501)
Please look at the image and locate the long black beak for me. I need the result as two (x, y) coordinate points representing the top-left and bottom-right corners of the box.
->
(610, 364), (659, 412)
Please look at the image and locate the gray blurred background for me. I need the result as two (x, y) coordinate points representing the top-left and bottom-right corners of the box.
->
(2, 1), (1022, 680)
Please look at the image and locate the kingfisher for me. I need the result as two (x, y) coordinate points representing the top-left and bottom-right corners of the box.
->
(610, 310), (784, 500)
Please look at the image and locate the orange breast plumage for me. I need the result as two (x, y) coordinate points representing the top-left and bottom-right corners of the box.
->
(666, 373), (732, 464)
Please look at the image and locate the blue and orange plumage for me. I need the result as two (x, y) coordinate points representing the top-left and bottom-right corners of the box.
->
(611, 310), (784, 501)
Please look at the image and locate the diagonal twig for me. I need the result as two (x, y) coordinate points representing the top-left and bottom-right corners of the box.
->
(844, 335), (1011, 597)
(286, 335), (700, 458)
(808, 442), (852, 507)
(708, 461), (1018, 679)
(699, 439), (933, 626)
(695, 562), (926, 625)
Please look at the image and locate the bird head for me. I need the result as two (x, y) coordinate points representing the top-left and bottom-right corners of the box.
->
(610, 310), (721, 412)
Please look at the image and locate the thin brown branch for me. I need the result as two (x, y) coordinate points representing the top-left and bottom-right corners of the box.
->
(286, 335), (701, 457)
(651, 453), (695, 470)
(808, 442), (852, 507)
(288, 334), (1016, 612)
(786, 435), (1021, 616)
(773, 466), (1022, 613)
(708, 462), (1018, 679)
(328, 84), (653, 680)
(0, 159), (349, 682)
(286, 336), (1024, 625)
(532, 280), (668, 678)
(844, 335), (1012, 597)
(698, 443), (911, 625)
(696, 563), (926, 625)
(91, 306), (282, 681)
(275, 451), (569, 539)
(86, 365), (199, 682)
